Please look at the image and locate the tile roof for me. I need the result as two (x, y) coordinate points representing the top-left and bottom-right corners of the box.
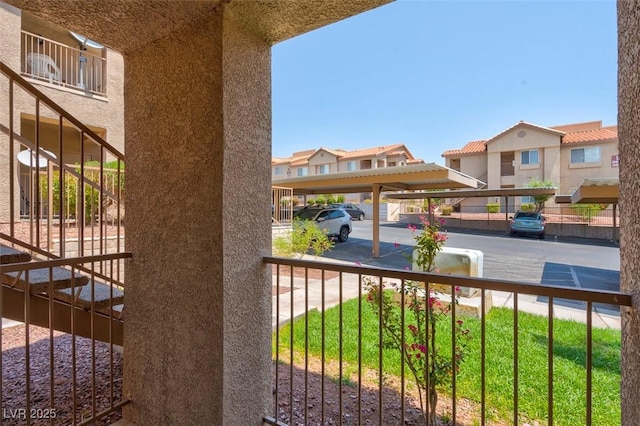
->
(442, 140), (486, 157)
(562, 128), (618, 144)
(273, 143), (416, 164)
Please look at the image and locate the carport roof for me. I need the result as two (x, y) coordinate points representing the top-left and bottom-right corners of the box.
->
(385, 187), (557, 199)
(555, 178), (619, 204)
(274, 163), (484, 195)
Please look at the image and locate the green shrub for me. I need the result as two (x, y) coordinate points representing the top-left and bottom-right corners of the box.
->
(486, 203), (500, 213)
(363, 199), (372, 204)
(306, 199), (315, 205)
(336, 195), (345, 203)
(272, 219), (334, 258)
(39, 167), (106, 222)
(327, 196), (336, 204)
(520, 203), (535, 211)
(440, 205), (453, 216)
(314, 196), (326, 205)
(570, 204), (603, 221)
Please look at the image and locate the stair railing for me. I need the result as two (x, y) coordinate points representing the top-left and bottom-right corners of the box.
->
(0, 61), (125, 277)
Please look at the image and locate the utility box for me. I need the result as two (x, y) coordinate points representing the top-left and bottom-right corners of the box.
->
(413, 247), (484, 297)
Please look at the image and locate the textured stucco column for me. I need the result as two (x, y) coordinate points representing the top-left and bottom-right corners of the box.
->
(123, 6), (271, 425)
(618, 2), (640, 423)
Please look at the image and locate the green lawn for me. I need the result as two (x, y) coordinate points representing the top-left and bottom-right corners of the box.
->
(275, 298), (621, 425)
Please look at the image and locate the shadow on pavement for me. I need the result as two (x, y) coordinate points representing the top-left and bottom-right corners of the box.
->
(537, 262), (620, 316)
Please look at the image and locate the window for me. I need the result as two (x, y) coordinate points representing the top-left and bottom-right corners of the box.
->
(388, 161), (396, 167)
(328, 209), (344, 219)
(571, 147), (601, 163)
(274, 166), (283, 175)
(521, 196), (535, 204)
(297, 167), (308, 177)
(347, 161), (357, 171)
(318, 164), (330, 174)
(521, 149), (539, 165)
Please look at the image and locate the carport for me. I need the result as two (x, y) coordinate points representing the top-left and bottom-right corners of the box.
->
(555, 178), (619, 243)
(273, 163), (484, 257)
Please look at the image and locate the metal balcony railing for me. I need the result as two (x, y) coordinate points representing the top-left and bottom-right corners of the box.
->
(0, 249), (130, 424)
(264, 256), (631, 425)
(21, 31), (107, 97)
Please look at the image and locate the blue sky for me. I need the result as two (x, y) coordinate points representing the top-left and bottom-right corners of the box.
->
(272, 0), (617, 164)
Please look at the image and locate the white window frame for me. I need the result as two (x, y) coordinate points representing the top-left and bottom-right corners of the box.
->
(521, 196), (535, 204)
(521, 149), (539, 165)
(297, 167), (308, 177)
(274, 166), (283, 175)
(570, 146), (601, 164)
(347, 161), (357, 172)
(318, 164), (330, 175)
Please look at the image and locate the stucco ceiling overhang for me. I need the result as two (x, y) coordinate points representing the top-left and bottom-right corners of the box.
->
(274, 163), (483, 195)
(5, 0), (392, 52)
(385, 187), (557, 200)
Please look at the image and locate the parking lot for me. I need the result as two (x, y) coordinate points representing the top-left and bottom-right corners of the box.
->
(321, 221), (620, 314)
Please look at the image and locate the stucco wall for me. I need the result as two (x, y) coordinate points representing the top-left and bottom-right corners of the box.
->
(124, 8), (272, 424)
(0, 6), (125, 154)
(0, 2), (22, 222)
(559, 141), (619, 193)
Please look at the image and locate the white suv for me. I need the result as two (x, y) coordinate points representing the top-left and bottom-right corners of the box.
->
(294, 207), (352, 242)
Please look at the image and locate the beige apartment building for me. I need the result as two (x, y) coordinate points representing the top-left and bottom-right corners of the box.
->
(0, 1), (124, 219)
(442, 120), (618, 212)
(272, 143), (423, 179)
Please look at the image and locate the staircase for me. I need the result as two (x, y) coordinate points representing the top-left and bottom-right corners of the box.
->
(1, 60), (128, 345)
(1, 59), (130, 423)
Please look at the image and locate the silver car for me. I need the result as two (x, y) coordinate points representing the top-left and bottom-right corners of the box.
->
(294, 207), (352, 242)
(510, 211), (545, 239)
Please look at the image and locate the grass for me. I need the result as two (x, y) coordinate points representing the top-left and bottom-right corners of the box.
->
(275, 298), (621, 425)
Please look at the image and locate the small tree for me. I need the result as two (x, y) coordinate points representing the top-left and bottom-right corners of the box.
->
(364, 217), (470, 424)
(525, 177), (555, 212)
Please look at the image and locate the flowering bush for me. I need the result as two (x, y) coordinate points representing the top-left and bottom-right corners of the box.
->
(364, 216), (470, 425)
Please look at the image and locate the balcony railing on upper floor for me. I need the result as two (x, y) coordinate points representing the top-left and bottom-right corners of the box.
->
(21, 31), (106, 97)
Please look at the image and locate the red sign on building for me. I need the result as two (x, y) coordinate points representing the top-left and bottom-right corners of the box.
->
(612, 154), (619, 167)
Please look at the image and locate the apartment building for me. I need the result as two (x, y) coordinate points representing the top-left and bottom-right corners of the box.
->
(0, 1), (124, 220)
(441, 120), (618, 211)
(272, 143), (423, 179)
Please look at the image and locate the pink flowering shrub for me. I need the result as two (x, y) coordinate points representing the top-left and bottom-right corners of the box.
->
(364, 216), (470, 425)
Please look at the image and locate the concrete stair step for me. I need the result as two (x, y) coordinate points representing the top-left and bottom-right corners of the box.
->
(55, 280), (125, 310)
(2, 267), (89, 293)
(0, 244), (32, 264)
(100, 303), (125, 320)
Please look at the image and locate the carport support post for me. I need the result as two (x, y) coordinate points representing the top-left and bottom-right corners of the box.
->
(373, 184), (381, 258)
(504, 195), (510, 233)
(613, 203), (618, 243)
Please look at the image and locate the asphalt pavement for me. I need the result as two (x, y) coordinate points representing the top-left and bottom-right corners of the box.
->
(283, 220), (622, 329)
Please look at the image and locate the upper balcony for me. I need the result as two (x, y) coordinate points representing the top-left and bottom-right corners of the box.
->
(19, 12), (107, 97)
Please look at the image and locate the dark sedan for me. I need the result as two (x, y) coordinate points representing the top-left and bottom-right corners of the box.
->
(330, 203), (365, 221)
